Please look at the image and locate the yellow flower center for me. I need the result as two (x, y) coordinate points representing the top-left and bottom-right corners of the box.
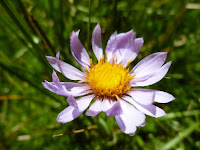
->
(86, 57), (135, 100)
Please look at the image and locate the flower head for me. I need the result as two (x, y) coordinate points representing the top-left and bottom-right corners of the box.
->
(42, 24), (175, 135)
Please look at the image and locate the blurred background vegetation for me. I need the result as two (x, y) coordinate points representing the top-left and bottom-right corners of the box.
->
(0, 0), (200, 149)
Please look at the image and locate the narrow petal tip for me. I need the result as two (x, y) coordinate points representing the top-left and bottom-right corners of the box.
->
(56, 51), (60, 58)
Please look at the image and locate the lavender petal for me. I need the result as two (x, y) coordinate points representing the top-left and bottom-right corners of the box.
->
(92, 24), (103, 61)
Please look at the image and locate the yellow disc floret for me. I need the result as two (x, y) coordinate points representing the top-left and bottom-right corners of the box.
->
(86, 57), (135, 100)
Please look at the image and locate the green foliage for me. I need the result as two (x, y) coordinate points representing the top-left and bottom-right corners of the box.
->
(0, 0), (200, 149)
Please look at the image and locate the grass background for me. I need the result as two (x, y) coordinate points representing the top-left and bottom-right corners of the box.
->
(0, 0), (200, 149)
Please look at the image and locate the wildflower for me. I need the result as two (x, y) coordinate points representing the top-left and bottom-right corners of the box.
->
(42, 24), (175, 135)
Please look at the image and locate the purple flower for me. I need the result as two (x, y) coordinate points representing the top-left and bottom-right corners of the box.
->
(42, 24), (175, 136)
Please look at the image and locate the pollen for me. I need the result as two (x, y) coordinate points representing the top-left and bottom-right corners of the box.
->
(86, 57), (135, 100)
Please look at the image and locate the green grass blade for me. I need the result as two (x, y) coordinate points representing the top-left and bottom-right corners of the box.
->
(0, 0), (48, 66)
(158, 122), (200, 150)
